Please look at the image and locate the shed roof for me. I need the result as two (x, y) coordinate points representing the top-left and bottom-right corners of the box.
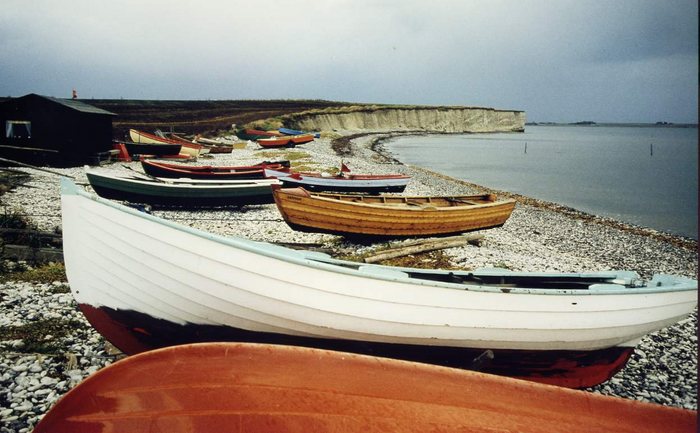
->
(3, 93), (117, 116)
(40, 94), (117, 116)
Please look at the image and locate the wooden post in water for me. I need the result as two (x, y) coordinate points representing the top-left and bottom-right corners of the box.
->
(650, 143), (653, 157)
(524, 142), (527, 154)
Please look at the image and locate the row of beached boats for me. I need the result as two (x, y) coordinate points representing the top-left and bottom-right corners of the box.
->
(84, 158), (514, 236)
(38, 176), (698, 431)
(119, 127), (317, 159)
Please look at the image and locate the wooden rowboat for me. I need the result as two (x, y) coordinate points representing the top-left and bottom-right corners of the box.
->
(272, 186), (516, 237)
(59, 177), (698, 388)
(129, 129), (204, 157)
(257, 133), (315, 148)
(33, 343), (696, 433)
(141, 158), (290, 180)
(265, 167), (410, 193)
(84, 167), (278, 207)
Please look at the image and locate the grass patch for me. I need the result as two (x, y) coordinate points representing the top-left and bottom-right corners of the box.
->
(0, 318), (83, 354)
(258, 150), (311, 161)
(246, 118), (285, 131)
(0, 262), (67, 284)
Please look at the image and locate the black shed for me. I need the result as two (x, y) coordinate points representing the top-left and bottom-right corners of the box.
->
(0, 93), (116, 167)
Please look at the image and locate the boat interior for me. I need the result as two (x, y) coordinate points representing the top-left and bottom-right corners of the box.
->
(313, 192), (500, 207)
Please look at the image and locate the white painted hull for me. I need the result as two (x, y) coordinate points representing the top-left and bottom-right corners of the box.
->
(61, 178), (697, 353)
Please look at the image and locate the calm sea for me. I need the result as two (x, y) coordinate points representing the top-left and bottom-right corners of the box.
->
(385, 125), (698, 239)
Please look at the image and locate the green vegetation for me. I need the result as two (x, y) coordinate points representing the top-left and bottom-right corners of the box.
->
(0, 169), (30, 197)
(0, 262), (67, 284)
(0, 206), (34, 231)
(85, 99), (350, 137)
(0, 318), (82, 354)
(258, 149), (334, 172)
(246, 117), (285, 131)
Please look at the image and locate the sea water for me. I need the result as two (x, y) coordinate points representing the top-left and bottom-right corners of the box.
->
(385, 125), (698, 239)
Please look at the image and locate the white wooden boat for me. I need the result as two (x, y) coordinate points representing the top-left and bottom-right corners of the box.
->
(60, 178), (698, 388)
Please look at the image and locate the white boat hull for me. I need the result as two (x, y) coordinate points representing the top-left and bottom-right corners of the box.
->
(60, 178), (697, 387)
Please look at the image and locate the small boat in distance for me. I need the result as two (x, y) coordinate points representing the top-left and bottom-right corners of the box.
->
(33, 343), (697, 433)
(236, 128), (283, 140)
(279, 127), (321, 138)
(272, 186), (516, 237)
(129, 129), (204, 157)
(264, 166), (410, 193)
(60, 177), (698, 388)
(257, 133), (315, 148)
(85, 167), (278, 207)
(141, 158), (290, 180)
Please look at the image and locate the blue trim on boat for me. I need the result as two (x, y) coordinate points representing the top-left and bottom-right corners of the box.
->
(60, 177), (698, 296)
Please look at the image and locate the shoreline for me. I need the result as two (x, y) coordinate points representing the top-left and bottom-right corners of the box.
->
(0, 131), (697, 432)
(366, 131), (697, 250)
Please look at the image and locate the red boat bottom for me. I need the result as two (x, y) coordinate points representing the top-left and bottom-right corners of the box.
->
(33, 343), (696, 433)
(79, 304), (634, 388)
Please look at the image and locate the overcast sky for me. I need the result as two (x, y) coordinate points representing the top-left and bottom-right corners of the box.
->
(1, 0), (697, 123)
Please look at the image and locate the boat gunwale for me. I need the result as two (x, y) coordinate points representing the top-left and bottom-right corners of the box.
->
(86, 169), (277, 191)
(278, 188), (517, 211)
(264, 169), (411, 186)
(62, 178), (698, 296)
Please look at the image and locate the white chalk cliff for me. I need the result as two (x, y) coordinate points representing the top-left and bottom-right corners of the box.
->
(289, 107), (525, 133)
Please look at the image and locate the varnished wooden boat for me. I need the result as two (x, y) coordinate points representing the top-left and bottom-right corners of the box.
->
(33, 343), (696, 433)
(85, 167), (278, 207)
(257, 133), (315, 148)
(59, 177), (698, 388)
(141, 158), (289, 180)
(129, 129), (204, 157)
(272, 186), (516, 237)
(265, 167), (410, 193)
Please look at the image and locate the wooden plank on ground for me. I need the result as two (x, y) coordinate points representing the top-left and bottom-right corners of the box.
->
(363, 234), (484, 264)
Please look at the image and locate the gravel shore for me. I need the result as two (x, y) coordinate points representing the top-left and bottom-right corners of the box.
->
(0, 132), (697, 431)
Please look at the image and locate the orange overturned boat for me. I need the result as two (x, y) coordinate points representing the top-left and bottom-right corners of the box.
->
(33, 343), (696, 433)
(272, 186), (516, 237)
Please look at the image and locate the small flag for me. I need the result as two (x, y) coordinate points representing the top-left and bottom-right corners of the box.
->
(340, 162), (351, 173)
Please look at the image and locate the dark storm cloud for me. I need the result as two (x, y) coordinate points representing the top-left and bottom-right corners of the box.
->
(0, 0), (696, 122)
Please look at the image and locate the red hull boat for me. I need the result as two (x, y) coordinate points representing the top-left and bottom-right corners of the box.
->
(257, 133), (315, 148)
(34, 343), (696, 433)
(141, 158), (290, 180)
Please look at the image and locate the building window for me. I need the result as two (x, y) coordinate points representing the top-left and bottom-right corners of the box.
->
(6, 120), (31, 139)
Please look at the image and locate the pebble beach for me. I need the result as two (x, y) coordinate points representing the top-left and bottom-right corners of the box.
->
(0, 132), (697, 432)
